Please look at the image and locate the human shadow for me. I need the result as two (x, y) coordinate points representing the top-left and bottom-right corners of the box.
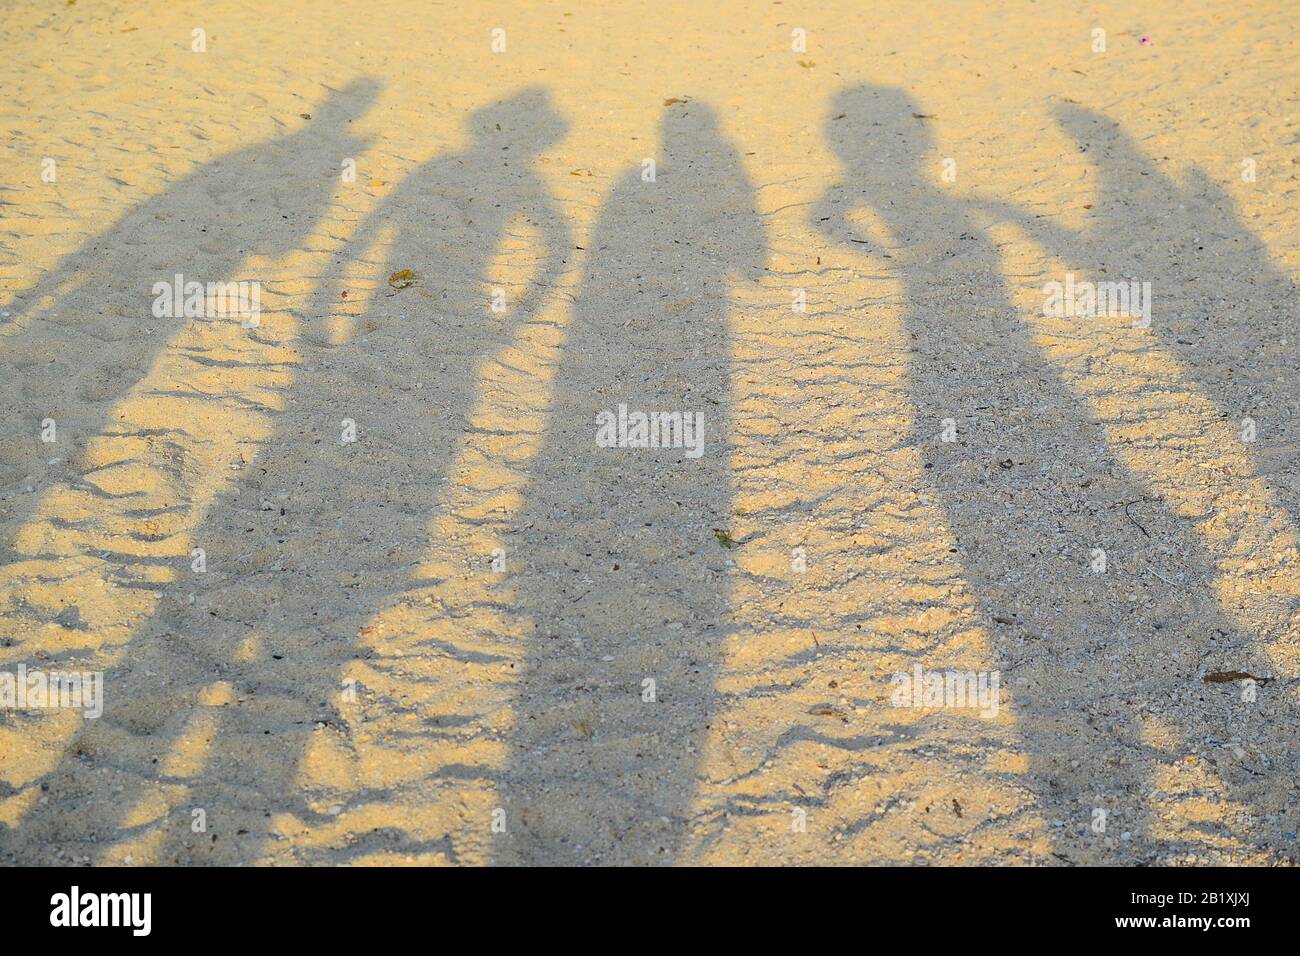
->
(5, 87), (572, 864)
(495, 102), (765, 864)
(1019, 103), (1299, 528)
(812, 85), (1282, 862)
(0, 79), (382, 556)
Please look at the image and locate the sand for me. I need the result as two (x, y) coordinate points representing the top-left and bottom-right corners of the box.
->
(0, 0), (1297, 865)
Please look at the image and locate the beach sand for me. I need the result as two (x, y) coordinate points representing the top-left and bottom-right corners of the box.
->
(0, 0), (1297, 865)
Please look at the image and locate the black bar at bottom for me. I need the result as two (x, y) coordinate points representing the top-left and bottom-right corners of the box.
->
(0, 865), (1278, 942)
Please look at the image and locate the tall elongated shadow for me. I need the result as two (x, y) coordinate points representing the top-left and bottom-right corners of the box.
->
(0, 79), (381, 554)
(495, 102), (765, 865)
(5, 88), (571, 864)
(1030, 104), (1299, 530)
(0, 78), (381, 860)
(812, 85), (1279, 862)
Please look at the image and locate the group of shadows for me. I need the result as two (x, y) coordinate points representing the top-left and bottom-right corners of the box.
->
(1, 80), (1295, 865)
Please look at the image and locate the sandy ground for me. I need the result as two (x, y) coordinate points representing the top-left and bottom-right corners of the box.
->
(0, 0), (1297, 865)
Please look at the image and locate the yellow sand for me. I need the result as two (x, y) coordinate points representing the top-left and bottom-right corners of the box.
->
(0, 0), (1296, 865)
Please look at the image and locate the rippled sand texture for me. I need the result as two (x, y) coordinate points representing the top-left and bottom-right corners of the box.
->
(1, 0), (1297, 865)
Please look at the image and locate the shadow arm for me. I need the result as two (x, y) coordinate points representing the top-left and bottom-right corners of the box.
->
(809, 184), (886, 258)
(970, 195), (1082, 258)
(303, 198), (391, 341)
(515, 193), (575, 323)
